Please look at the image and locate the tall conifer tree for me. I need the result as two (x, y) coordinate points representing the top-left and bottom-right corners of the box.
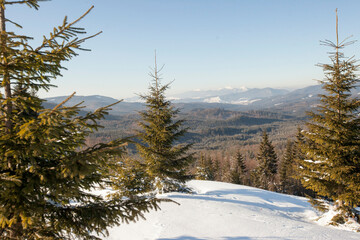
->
(230, 151), (247, 185)
(279, 141), (294, 193)
(137, 55), (193, 193)
(0, 1), (160, 239)
(256, 130), (278, 190)
(300, 10), (360, 223)
(279, 140), (305, 195)
(290, 127), (312, 197)
(195, 154), (215, 180)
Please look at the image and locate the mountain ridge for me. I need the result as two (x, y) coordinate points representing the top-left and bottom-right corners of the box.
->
(43, 84), (359, 115)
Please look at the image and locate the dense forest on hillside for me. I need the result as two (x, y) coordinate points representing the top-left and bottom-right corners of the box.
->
(2, 0), (359, 237)
(88, 108), (302, 148)
(85, 107), (304, 180)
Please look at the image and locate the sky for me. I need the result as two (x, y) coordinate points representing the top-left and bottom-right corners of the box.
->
(6, 0), (360, 99)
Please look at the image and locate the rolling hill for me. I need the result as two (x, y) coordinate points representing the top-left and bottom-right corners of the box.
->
(103, 180), (360, 240)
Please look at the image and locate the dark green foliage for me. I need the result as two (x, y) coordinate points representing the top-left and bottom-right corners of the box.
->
(330, 214), (346, 226)
(249, 169), (260, 189)
(279, 137), (308, 196)
(279, 141), (295, 192)
(221, 158), (232, 182)
(290, 127), (314, 197)
(195, 154), (215, 180)
(300, 12), (360, 223)
(87, 106), (304, 158)
(136, 60), (194, 193)
(0, 98), (161, 240)
(255, 130), (278, 190)
(109, 155), (154, 197)
(212, 158), (221, 181)
(230, 151), (247, 185)
(307, 195), (328, 213)
(0, 1), (161, 239)
(279, 140), (305, 195)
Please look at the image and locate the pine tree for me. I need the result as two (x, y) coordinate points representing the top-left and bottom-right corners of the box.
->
(299, 10), (360, 223)
(136, 56), (194, 193)
(230, 151), (247, 185)
(0, 2), (161, 239)
(255, 130), (278, 190)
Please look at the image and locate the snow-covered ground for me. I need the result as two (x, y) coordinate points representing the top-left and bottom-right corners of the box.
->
(104, 180), (360, 240)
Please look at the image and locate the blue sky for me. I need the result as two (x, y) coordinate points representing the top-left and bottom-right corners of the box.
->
(7, 0), (360, 99)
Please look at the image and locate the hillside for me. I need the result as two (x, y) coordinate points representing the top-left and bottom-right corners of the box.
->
(44, 85), (360, 116)
(104, 180), (360, 240)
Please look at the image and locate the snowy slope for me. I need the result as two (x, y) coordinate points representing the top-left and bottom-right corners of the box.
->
(104, 181), (360, 240)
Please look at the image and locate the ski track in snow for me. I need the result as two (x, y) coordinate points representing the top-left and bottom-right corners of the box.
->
(104, 180), (360, 240)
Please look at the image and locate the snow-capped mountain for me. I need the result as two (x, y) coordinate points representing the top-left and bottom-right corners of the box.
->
(125, 87), (290, 105)
(44, 85), (360, 115)
(170, 86), (248, 100)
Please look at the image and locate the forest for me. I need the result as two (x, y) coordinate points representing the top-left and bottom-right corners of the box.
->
(0, 1), (359, 239)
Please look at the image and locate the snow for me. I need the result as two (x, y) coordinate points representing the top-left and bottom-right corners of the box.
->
(204, 96), (222, 103)
(223, 86), (234, 90)
(168, 97), (180, 101)
(103, 180), (360, 240)
(231, 98), (260, 105)
(202, 97), (261, 105)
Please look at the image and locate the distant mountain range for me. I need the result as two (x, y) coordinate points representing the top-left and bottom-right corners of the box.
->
(44, 85), (359, 116)
(125, 87), (290, 104)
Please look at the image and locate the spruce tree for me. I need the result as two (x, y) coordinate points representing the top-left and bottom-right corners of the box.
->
(0, 1), (160, 239)
(255, 130), (278, 190)
(221, 158), (232, 182)
(291, 127), (312, 197)
(230, 151), (247, 185)
(212, 158), (221, 181)
(299, 10), (360, 223)
(136, 56), (193, 193)
(279, 134), (307, 196)
(279, 141), (290, 192)
(195, 154), (215, 180)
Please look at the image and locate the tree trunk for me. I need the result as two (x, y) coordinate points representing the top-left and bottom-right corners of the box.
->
(9, 220), (23, 239)
(0, 4), (12, 131)
(1, 5), (20, 238)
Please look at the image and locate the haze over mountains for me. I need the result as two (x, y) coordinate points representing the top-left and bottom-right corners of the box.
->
(44, 84), (359, 115)
(126, 86), (293, 104)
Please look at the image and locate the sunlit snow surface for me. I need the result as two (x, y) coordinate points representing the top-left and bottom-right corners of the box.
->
(104, 180), (360, 240)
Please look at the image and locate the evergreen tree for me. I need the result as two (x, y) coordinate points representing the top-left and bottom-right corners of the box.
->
(221, 158), (232, 182)
(299, 10), (360, 223)
(255, 130), (278, 190)
(195, 154), (215, 180)
(279, 140), (295, 193)
(292, 127), (313, 197)
(0, 2), (160, 239)
(293, 127), (306, 168)
(109, 155), (154, 198)
(250, 169), (261, 188)
(136, 56), (194, 193)
(230, 151), (247, 185)
(212, 158), (221, 181)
